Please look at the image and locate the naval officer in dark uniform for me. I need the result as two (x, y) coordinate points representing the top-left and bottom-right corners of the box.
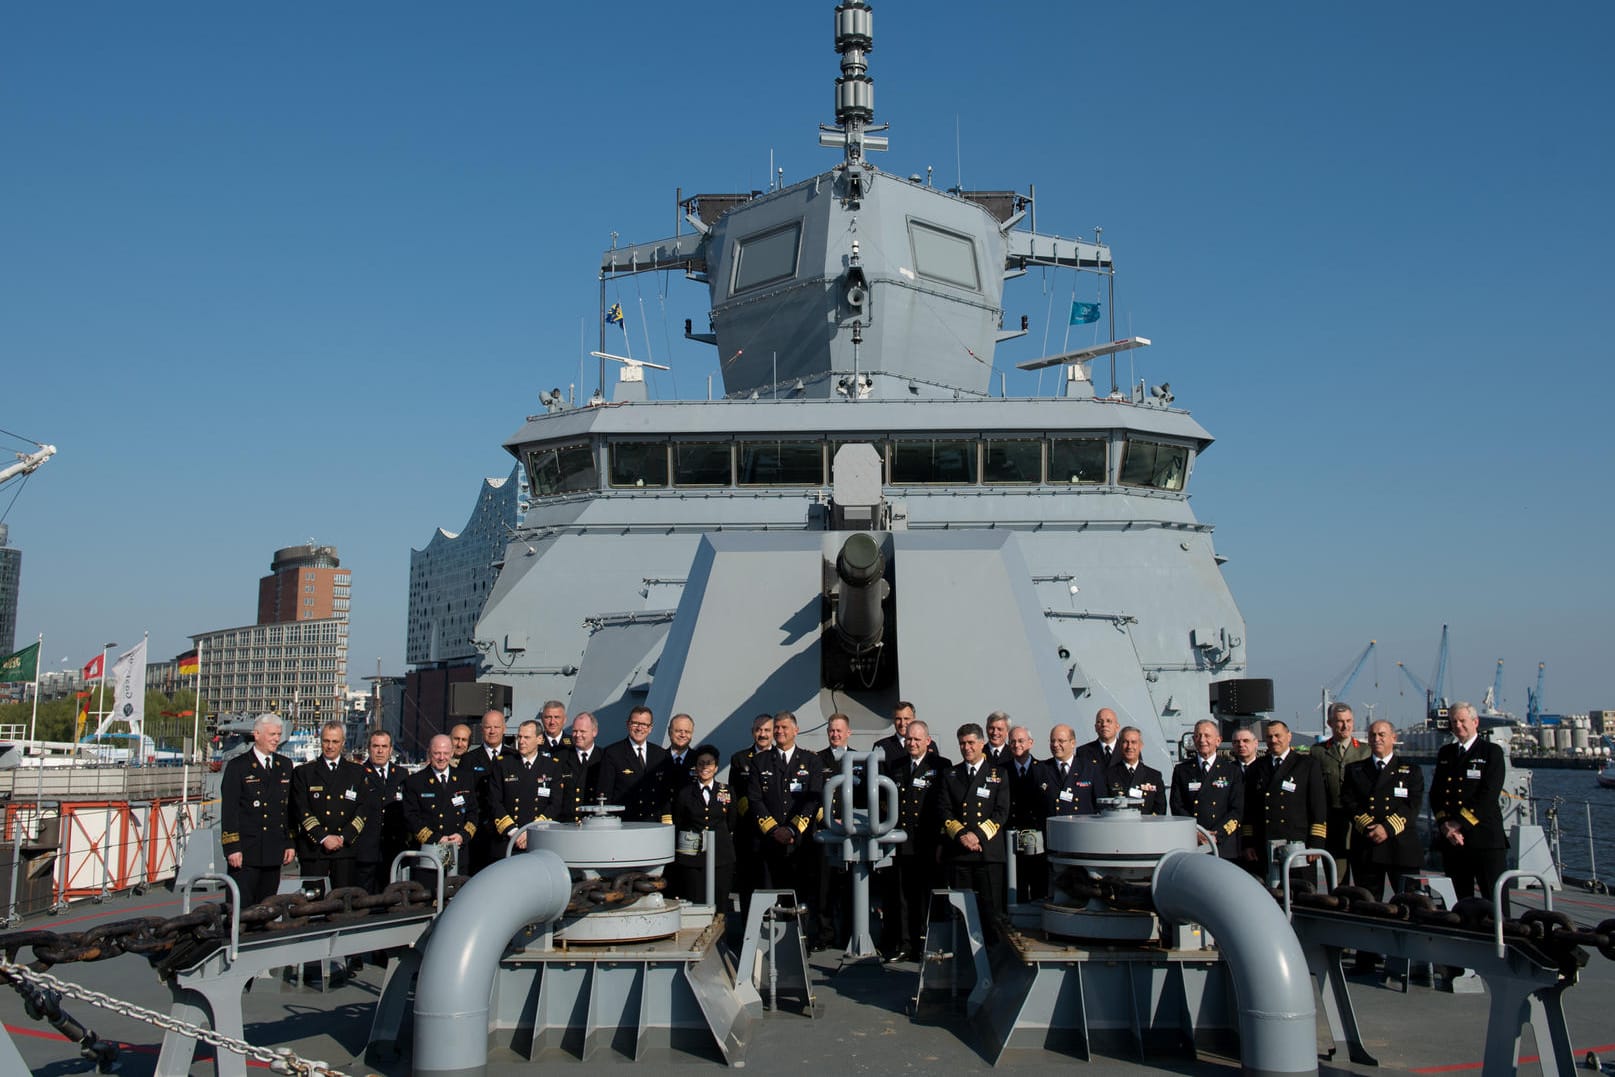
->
(1429, 702), (1507, 900)
(670, 744), (736, 905)
(1342, 719), (1426, 898)
(1104, 727), (1167, 815)
(560, 712), (602, 819)
(489, 720), (569, 852)
(291, 721), (370, 891)
(940, 722), (1010, 943)
(359, 729), (409, 893)
(220, 713), (295, 905)
(747, 711), (826, 939)
(879, 720), (950, 962)
(537, 700), (572, 760)
(403, 734), (478, 878)
(596, 706), (670, 821)
(1169, 719), (1244, 859)
(1243, 720), (1327, 878)
(461, 709), (514, 874)
(728, 714), (774, 916)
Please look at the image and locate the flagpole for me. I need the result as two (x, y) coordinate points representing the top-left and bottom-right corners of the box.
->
(29, 633), (43, 815)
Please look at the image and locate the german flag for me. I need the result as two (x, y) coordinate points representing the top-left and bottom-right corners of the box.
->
(177, 650), (200, 676)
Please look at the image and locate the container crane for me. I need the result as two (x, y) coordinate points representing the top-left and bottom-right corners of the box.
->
(1395, 625), (1453, 729)
(1481, 659), (1506, 716)
(0, 443), (55, 487)
(1526, 662), (1547, 725)
(1319, 640), (1376, 730)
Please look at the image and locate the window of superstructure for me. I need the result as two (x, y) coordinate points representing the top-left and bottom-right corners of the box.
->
(1049, 437), (1109, 485)
(672, 441), (733, 486)
(529, 442), (598, 497)
(890, 438), (978, 485)
(738, 440), (823, 485)
(982, 438), (1042, 484)
(908, 221), (981, 291)
(609, 441), (669, 488)
(1118, 438), (1189, 492)
(732, 222), (802, 294)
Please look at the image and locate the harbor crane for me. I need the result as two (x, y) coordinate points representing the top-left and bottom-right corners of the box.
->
(1319, 639), (1376, 731)
(1526, 661), (1547, 725)
(1395, 624), (1452, 728)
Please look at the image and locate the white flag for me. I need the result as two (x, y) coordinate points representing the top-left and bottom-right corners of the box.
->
(95, 638), (148, 738)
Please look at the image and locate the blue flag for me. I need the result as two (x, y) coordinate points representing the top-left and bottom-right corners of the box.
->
(1069, 301), (1101, 326)
(605, 302), (625, 328)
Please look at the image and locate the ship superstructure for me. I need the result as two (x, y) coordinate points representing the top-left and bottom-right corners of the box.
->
(474, 0), (1253, 766)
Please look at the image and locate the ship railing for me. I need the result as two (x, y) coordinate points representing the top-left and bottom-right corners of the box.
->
(1531, 794), (1614, 895)
(0, 786), (209, 923)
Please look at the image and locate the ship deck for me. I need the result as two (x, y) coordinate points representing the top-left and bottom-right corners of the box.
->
(4, 883), (1614, 1075)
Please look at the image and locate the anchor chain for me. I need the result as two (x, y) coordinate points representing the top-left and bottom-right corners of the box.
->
(0, 956), (355, 1076)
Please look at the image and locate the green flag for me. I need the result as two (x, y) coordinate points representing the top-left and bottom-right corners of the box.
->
(0, 641), (39, 683)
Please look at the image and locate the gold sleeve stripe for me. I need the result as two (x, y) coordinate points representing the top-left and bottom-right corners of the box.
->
(1309, 823), (1328, 837)
(758, 815), (779, 834)
(792, 815), (811, 833)
(1222, 819), (1239, 835)
(943, 820), (965, 838)
(1388, 814), (1406, 834)
(1460, 809), (1479, 826)
(660, 814), (673, 824)
(417, 828), (434, 844)
(222, 831), (240, 844)
(465, 822), (477, 837)
(1240, 824), (1254, 837)
(495, 815), (515, 833)
(979, 820), (1000, 841)
(302, 818), (320, 831)
(1353, 813), (1374, 832)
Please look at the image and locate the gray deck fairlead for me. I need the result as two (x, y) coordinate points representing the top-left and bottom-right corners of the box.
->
(412, 849), (572, 1077)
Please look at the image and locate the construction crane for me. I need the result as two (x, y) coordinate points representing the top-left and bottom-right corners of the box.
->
(1395, 625), (1453, 729)
(1320, 640), (1376, 728)
(1526, 661), (1547, 725)
(1481, 659), (1506, 716)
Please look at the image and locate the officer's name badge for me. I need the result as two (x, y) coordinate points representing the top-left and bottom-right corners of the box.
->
(1281, 779), (1297, 792)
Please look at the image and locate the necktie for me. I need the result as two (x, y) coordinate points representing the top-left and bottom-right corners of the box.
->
(1102, 745), (1111, 765)
(1059, 761), (1068, 781)
(1376, 758), (1386, 772)
(968, 764), (978, 780)
(329, 761), (337, 771)
(635, 745), (644, 766)
(702, 786), (711, 805)
(1202, 759), (1211, 774)
(438, 771), (446, 785)
(525, 758), (532, 770)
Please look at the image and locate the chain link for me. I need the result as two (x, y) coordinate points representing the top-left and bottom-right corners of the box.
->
(1, 956), (355, 1076)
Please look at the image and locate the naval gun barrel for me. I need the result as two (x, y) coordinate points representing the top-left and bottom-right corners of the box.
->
(833, 532), (888, 653)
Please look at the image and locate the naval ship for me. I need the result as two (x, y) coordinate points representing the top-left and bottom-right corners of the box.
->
(5, 5), (1615, 1076)
(471, 3), (1260, 768)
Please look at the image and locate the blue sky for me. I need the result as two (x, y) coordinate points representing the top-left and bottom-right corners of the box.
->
(3, 2), (1611, 726)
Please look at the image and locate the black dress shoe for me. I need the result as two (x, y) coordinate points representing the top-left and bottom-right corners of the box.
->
(883, 949), (914, 964)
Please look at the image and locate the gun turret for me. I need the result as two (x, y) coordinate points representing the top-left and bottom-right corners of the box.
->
(832, 532), (888, 654)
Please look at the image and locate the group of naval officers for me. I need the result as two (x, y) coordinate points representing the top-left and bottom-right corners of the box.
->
(221, 695), (1507, 966)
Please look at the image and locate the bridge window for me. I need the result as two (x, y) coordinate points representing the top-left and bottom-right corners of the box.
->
(891, 438), (978, 485)
(1049, 437), (1108, 485)
(673, 441), (733, 486)
(528, 442), (597, 497)
(1119, 438), (1188, 491)
(732, 222), (802, 294)
(609, 441), (669, 488)
(983, 438), (1042, 484)
(909, 221), (980, 291)
(739, 440), (823, 485)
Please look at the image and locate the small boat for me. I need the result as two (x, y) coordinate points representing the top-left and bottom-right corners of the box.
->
(1596, 762), (1615, 789)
